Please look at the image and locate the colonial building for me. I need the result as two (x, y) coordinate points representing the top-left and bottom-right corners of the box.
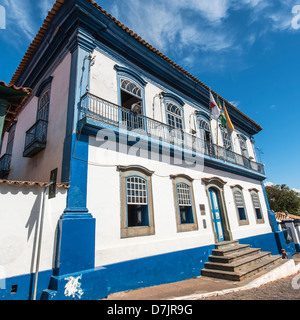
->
(0, 0), (289, 300)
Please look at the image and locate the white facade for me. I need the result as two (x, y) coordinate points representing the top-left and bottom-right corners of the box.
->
(83, 48), (271, 268)
(0, 182), (67, 279)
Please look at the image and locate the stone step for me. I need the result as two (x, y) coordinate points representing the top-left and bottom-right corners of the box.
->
(215, 240), (239, 250)
(201, 255), (282, 281)
(209, 247), (261, 264)
(212, 243), (250, 257)
(205, 251), (272, 272)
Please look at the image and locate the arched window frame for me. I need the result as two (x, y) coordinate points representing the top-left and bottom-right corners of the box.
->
(165, 102), (184, 131)
(162, 92), (185, 131)
(231, 185), (249, 226)
(114, 65), (147, 117)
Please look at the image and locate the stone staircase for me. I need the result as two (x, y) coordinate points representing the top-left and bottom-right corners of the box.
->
(201, 240), (283, 282)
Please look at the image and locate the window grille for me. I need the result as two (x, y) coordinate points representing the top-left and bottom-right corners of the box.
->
(166, 103), (183, 130)
(126, 176), (147, 205)
(251, 191), (263, 220)
(37, 90), (50, 121)
(120, 79), (142, 98)
(177, 183), (192, 206)
(233, 189), (247, 221)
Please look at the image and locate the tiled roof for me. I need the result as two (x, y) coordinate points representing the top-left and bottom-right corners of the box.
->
(0, 179), (69, 189)
(0, 81), (32, 94)
(9, 0), (262, 131)
(275, 212), (300, 221)
(0, 81), (32, 133)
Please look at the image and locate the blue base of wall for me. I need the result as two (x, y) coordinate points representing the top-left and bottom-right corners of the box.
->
(41, 267), (108, 300)
(0, 231), (288, 300)
(103, 245), (215, 295)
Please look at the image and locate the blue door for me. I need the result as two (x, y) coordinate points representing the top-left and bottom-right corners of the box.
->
(209, 188), (224, 242)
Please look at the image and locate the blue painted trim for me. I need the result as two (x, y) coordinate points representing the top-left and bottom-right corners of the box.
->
(195, 110), (210, 123)
(161, 92), (185, 107)
(0, 269), (53, 300)
(103, 244), (215, 295)
(78, 116), (266, 181)
(35, 76), (53, 98)
(114, 64), (147, 87)
(239, 232), (281, 256)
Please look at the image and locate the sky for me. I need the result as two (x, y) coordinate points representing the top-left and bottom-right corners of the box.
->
(0, 0), (299, 190)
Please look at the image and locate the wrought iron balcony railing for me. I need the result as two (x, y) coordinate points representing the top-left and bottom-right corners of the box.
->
(23, 119), (48, 158)
(79, 93), (265, 175)
(0, 153), (12, 178)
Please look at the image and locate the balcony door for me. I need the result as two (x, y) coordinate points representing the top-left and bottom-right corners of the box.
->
(120, 78), (144, 130)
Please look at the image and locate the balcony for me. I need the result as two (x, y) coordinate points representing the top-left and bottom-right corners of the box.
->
(0, 153), (12, 179)
(79, 93), (265, 177)
(23, 119), (48, 158)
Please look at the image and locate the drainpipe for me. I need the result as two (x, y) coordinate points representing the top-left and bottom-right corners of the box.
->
(32, 182), (53, 300)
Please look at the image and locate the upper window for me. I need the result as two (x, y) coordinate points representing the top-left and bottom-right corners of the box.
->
(37, 90), (50, 121)
(250, 190), (264, 223)
(198, 118), (213, 155)
(171, 174), (198, 233)
(119, 165), (155, 238)
(220, 125), (232, 150)
(166, 103), (183, 130)
(6, 123), (16, 155)
(232, 186), (249, 225)
(121, 79), (142, 99)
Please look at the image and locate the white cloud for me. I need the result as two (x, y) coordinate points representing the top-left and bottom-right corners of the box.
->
(5, 0), (36, 41)
(265, 181), (276, 187)
(38, 0), (55, 19)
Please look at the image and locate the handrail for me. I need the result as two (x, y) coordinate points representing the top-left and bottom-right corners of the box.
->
(80, 93), (265, 175)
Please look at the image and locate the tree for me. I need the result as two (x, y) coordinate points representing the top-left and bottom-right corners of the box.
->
(265, 184), (300, 215)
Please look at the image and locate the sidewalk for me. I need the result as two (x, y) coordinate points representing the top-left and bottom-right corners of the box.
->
(105, 254), (300, 300)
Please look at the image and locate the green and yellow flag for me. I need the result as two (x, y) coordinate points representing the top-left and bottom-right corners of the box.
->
(223, 101), (234, 136)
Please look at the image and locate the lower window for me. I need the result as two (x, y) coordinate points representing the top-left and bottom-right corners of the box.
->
(119, 165), (155, 238)
(171, 174), (198, 233)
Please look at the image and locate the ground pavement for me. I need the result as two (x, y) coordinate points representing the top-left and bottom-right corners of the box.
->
(105, 254), (300, 300)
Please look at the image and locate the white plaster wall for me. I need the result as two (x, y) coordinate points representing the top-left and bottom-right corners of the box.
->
(87, 140), (270, 268)
(89, 49), (256, 160)
(6, 53), (71, 183)
(86, 49), (269, 267)
(0, 183), (67, 278)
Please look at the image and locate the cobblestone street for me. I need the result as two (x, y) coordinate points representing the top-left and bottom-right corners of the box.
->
(201, 272), (300, 300)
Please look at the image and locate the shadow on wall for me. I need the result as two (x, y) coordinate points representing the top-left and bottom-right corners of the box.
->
(25, 191), (42, 300)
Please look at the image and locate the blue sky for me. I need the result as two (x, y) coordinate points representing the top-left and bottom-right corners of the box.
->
(0, 0), (299, 190)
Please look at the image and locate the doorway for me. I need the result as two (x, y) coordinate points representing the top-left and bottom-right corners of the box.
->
(209, 187), (225, 242)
